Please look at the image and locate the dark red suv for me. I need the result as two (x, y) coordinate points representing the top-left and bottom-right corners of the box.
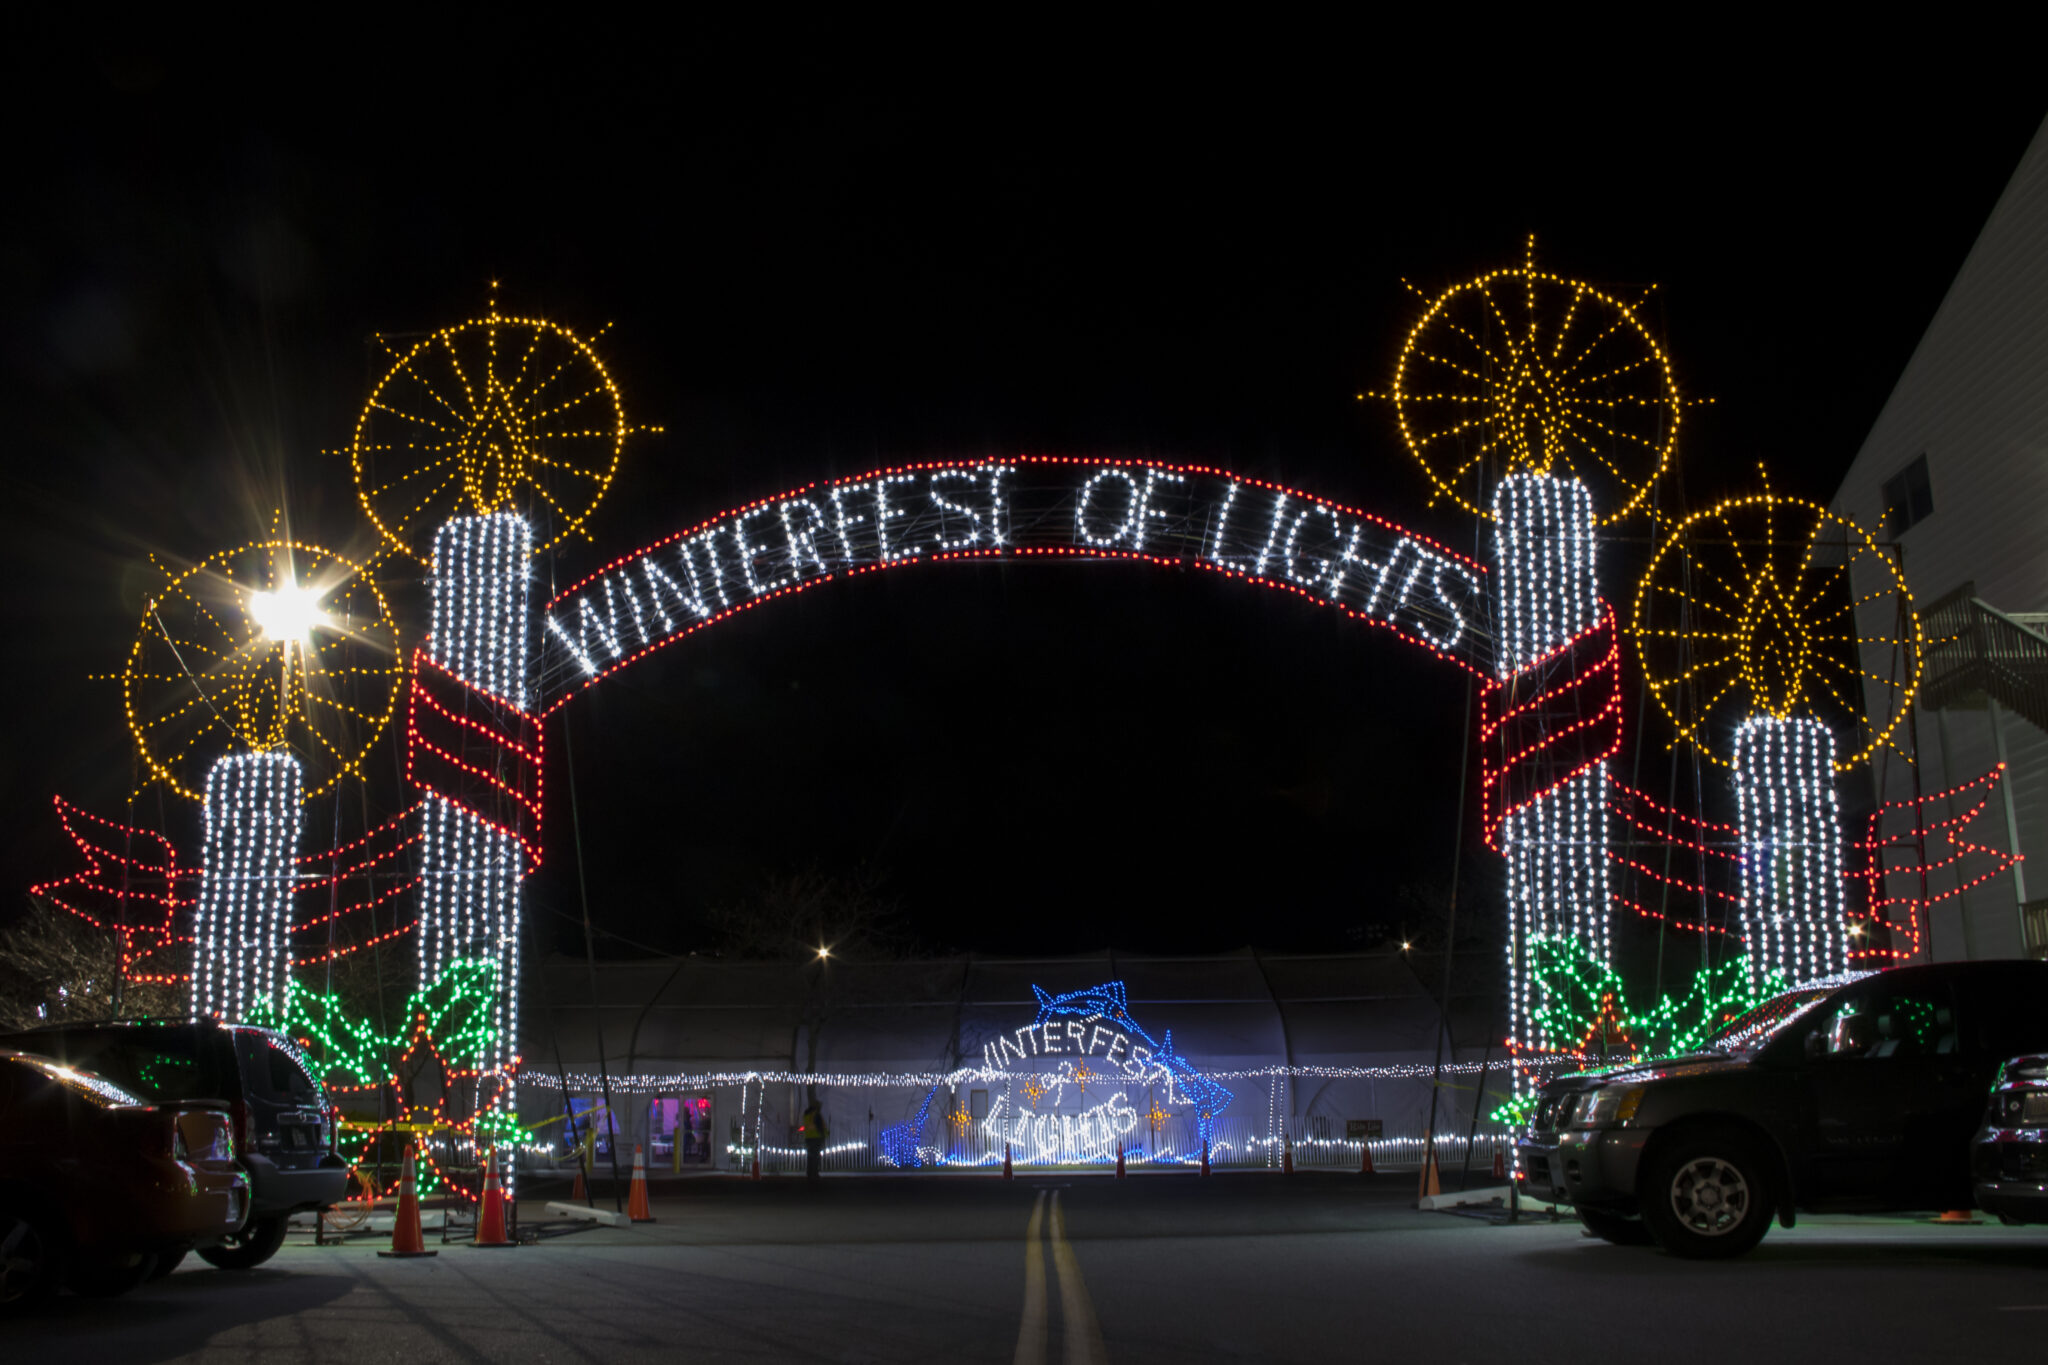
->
(0, 1020), (347, 1270)
(0, 1050), (247, 1310)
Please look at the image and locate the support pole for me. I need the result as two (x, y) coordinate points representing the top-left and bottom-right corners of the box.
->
(564, 707), (627, 1210)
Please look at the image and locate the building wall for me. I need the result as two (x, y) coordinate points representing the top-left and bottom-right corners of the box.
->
(1831, 115), (2048, 960)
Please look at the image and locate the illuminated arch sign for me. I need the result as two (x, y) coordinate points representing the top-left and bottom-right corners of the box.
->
(535, 457), (1492, 707)
(878, 981), (1233, 1168)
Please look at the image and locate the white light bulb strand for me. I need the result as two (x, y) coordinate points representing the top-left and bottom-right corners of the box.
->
(1734, 716), (1847, 989)
(420, 513), (534, 1079)
(1489, 474), (1610, 1081)
(193, 751), (303, 1022)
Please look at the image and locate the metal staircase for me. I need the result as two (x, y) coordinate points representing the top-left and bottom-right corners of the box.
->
(1917, 582), (2048, 733)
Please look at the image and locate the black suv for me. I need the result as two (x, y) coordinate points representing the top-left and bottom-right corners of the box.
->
(0, 1020), (347, 1269)
(1516, 960), (2048, 1258)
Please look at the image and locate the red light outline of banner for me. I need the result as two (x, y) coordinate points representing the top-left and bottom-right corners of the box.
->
(29, 795), (194, 985)
(405, 648), (545, 868)
(1478, 603), (1624, 850)
(1849, 761), (2024, 963)
(31, 794), (425, 984)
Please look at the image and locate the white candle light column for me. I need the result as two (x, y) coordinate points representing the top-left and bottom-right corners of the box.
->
(1491, 473), (1612, 1057)
(416, 512), (532, 1082)
(1733, 716), (1848, 988)
(192, 751), (303, 1021)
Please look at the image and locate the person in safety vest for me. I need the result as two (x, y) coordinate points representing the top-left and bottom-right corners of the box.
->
(801, 1090), (829, 1182)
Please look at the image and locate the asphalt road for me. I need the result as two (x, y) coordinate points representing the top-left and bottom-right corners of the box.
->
(15, 1175), (2048, 1363)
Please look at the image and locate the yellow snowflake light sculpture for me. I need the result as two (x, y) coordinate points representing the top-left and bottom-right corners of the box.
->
(123, 537), (402, 801)
(1632, 487), (1922, 770)
(351, 292), (647, 563)
(1387, 238), (1682, 525)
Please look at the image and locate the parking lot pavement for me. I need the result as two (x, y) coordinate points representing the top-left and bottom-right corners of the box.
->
(14, 1175), (2048, 1363)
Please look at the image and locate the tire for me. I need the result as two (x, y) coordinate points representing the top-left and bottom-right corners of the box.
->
(0, 1204), (62, 1315)
(65, 1251), (157, 1298)
(196, 1214), (288, 1270)
(150, 1247), (189, 1279)
(1639, 1128), (1774, 1260)
(1577, 1206), (1656, 1246)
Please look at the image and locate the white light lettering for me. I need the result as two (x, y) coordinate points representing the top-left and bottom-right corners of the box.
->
(1076, 467), (1143, 546)
(927, 469), (983, 550)
(874, 473), (921, 561)
(732, 504), (788, 595)
(828, 482), (871, 563)
(1251, 492), (1291, 576)
(780, 498), (830, 577)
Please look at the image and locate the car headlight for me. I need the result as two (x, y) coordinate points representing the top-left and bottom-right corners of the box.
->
(1576, 1085), (1648, 1128)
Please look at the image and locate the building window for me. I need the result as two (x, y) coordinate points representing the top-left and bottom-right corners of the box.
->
(564, 1096), (617, 1159)
(1881, 455), (1934, 537)
(650, 1096), (714, 1165)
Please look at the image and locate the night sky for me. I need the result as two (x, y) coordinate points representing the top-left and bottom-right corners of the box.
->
(3, 26), (2042, 965)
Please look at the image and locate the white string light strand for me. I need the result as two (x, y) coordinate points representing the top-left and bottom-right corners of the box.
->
(192, 751), (303, 1022)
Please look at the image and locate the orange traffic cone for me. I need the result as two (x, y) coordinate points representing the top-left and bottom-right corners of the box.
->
(750, 1146), (762, 1181)
(1491, 1144), (1507, 1181)
(1418, 1141), (1442, 1199)
(1359, 1140), (1376, 1176)
(377, 1150), (438, 1258)
(627, 1145), (655, 1222)
(1115, 1143), (1126, 1179)
(1002, 1142), (1013, 1180)
(570, 1165), (588, 1202)
(473, 1149), (515, 1247)
(1200, 1136), (1211, 1177)
(1933, 1209), (1980, 1224)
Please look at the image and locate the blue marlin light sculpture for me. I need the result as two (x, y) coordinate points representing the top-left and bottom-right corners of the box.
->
(1025, 981), (1234, 1146)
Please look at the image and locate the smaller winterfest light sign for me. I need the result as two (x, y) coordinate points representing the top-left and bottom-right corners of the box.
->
(976, 982), (1232, 1163)
(535, 457), (1490, 704)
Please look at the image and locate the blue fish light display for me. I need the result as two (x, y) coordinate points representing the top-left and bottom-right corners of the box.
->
(878, 980), (1234, 1168)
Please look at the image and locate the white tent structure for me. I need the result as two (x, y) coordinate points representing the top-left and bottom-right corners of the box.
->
(521, 949), (1516, 1175)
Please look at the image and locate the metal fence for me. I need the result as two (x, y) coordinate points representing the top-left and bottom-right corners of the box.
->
(526, 1074), (1520, 1178)
(718, 1118), (1513, 1176)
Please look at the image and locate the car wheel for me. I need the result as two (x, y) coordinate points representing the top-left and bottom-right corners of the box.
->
(0, 1204), (62, 1314)
(1640, 1129), (1774, 1260)
(196, 1214), (289, 1270)
(1577, 1206), (1656, 1246)
(65, 1251), (157, 1298)
(149, 1247), (189, 1279)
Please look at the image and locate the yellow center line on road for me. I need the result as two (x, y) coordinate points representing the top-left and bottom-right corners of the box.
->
(1048, 1191), (1109, 1365)
(1014, 1190), (1049, 1365)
